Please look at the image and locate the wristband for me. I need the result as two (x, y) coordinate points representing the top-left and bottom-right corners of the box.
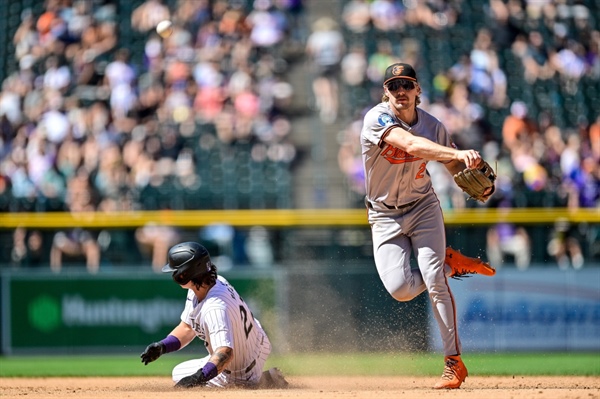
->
(201, 362), (218, 381)
(160, 335), (181, 353)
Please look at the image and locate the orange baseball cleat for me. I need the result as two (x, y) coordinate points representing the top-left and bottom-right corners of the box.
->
(446, 247), (496, 278)
(434, 355), (468, 389)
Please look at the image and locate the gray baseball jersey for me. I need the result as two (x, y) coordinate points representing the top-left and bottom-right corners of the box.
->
(361, 102), (462, 357)
(172, 276), (271, 387)
(361, 103), (453, 205)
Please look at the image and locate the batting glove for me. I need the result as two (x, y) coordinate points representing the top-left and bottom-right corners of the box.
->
(175, 369), (209, 388)
(140, 342), (165, 365)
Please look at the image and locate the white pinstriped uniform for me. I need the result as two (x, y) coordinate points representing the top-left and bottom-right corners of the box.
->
(361, 103), (461, 357)
(171, 276), (271, 388)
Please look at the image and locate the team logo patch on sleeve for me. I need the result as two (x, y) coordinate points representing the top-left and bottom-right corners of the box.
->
(378, 113), (395, 127)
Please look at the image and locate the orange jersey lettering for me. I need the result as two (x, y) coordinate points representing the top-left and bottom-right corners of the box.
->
(381, 144), (423, 164)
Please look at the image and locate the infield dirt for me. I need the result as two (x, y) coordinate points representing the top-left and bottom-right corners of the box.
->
(1, 376), (599, 399)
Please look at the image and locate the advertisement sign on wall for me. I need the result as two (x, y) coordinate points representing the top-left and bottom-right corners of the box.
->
(1, 272), (275, 354)
(429, 268), (600, 352)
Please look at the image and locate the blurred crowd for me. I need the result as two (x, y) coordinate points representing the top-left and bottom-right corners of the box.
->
(0, 0), (302, 215)
(0, 0), (304, 270)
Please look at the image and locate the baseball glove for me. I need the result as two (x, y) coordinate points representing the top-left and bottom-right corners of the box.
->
(453, 161), (496, 202)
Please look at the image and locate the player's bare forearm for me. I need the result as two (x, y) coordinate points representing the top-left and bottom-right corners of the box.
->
(386, 127), (483, 168)
(386, 128), (461, 163)
(169, 321), (196, 349)
(208, 346), (233, 374)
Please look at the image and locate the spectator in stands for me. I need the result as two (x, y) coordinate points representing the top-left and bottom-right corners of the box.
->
(547, 218), (585, 270)
(469, 28), (504, 105)
(50, 168), (100, 273)
(11, 227), (45, 267)
(0, 174), (13, 212)
(566, 156), (600, 208)
(173, 0), (211, 29)
(341, 44), (369, 110)
(279, 0), (306, 45)
(104, 48), (137, 119)
(337, 113), (366, 205)
(487, 223), (531, 270)
(245, 225), (274, 268)
(305, 17), (345, 124)
(403, 0), (458, 29)
(131, 0), (171, 33)
(550, 37), (587, 83)
(589, 116), (600, 161)
(501, 101), (539, 153)
(366, 39), (398, 88)
(42, 55), (71, 94)
(13, 9), (38, 63)
(521, 30), (555, 82)
(246, 0), (288, 58)
(369, 0), (405, 33)
(135, 223), (182, 272)
(342, 0), (371, 34)
(79, 15), (117, 60)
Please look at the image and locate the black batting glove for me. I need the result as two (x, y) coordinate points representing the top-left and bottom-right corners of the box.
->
(140, 342), (165, 365)
(175, 369), (209, 388)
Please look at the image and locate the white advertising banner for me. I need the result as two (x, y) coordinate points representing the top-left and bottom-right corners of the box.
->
(429, 268), (600, 351)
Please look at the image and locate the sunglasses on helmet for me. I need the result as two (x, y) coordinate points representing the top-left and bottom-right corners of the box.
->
(386, 79), (415, 92)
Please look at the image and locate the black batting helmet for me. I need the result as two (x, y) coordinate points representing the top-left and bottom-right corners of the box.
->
(162, 242), (213, 285)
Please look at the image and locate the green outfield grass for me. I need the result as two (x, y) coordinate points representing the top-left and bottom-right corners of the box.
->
(0, 352), (598, 377)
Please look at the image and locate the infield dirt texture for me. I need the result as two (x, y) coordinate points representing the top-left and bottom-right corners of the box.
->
(2, 376), (599, 399)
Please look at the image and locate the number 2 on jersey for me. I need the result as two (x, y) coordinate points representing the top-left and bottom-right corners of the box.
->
(416, 162), (426, 179)
(239, 305), (253, 338)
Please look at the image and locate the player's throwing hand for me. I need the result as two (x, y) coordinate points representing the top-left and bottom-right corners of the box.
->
(456, 149), (482, 169)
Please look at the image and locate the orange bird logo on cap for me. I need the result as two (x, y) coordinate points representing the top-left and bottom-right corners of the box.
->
(392, 65), (404, 76)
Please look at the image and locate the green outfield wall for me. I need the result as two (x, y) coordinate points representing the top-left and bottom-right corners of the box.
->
(0, 267), (428, 355)
(0, 270), (276, 354)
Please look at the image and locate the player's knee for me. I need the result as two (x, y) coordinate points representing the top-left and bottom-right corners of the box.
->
(380, 277), (415, 301)
(389, 286), (415, 302)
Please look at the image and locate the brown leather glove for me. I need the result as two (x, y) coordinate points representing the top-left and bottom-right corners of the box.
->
(453, 161), (496, 203)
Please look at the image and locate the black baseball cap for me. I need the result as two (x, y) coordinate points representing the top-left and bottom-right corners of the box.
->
(383, 63), (418, 86)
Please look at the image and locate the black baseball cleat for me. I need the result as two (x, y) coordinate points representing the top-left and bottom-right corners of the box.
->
(259, 367), (289, 389)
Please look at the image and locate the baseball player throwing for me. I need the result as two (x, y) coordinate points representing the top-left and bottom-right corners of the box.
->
(140, 241), (288, 389)
(361, 63), (496, 389)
